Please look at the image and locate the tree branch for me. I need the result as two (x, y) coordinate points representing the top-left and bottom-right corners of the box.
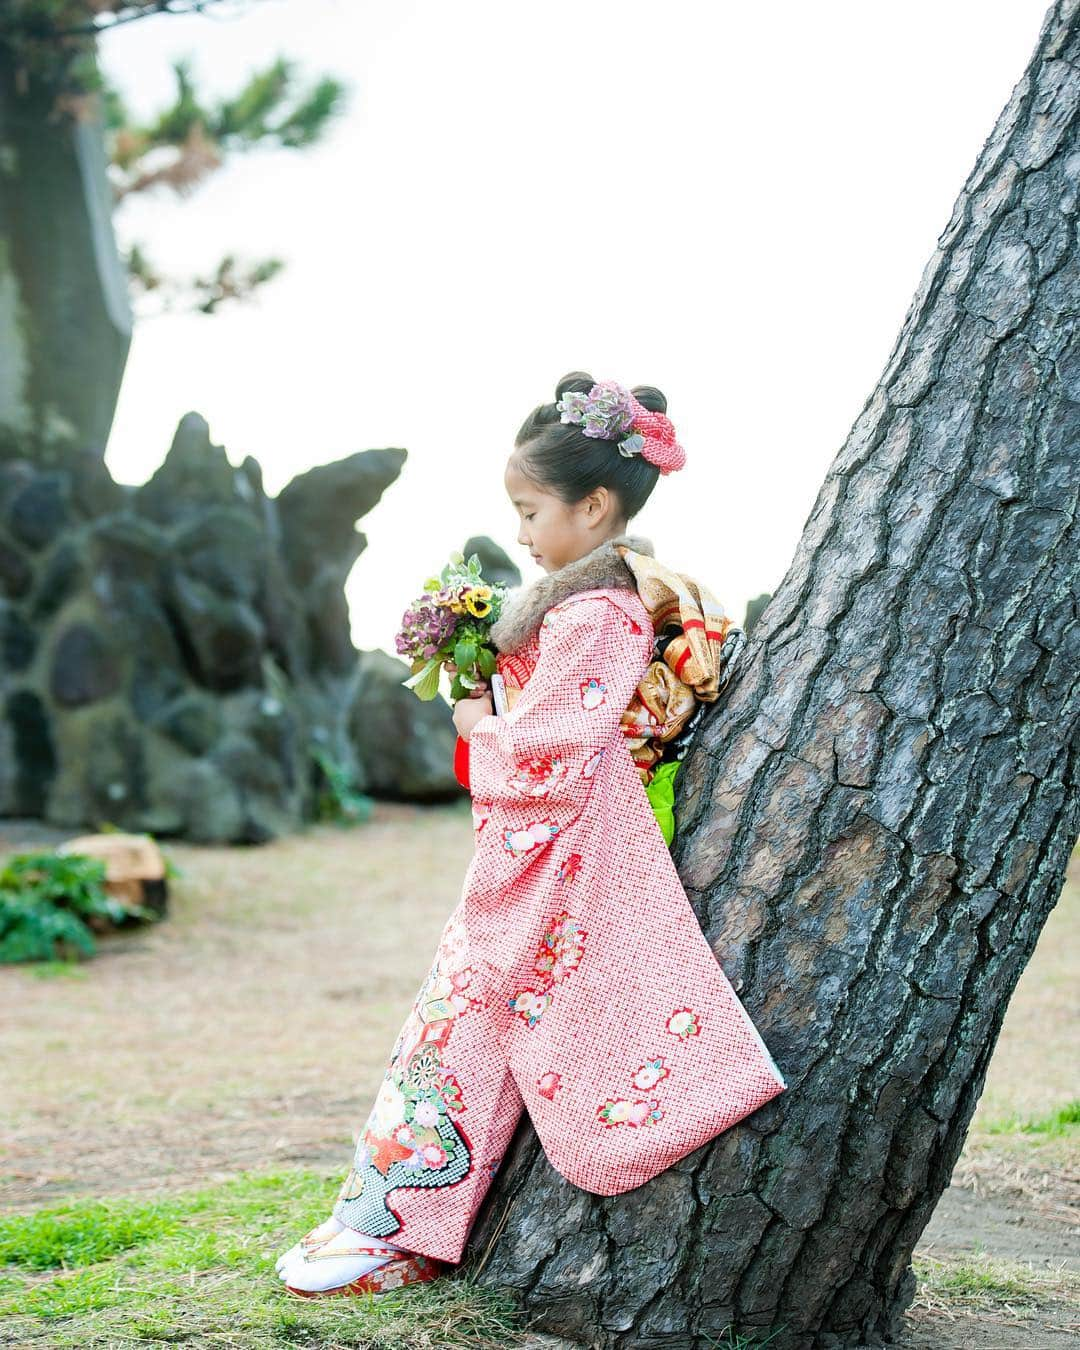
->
(5, 1), (252, 43)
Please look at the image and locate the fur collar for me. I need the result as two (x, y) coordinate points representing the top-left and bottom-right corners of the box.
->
(490, 532), (655, 654)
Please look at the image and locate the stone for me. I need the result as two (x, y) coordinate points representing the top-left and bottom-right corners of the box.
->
(0, 461), (36, 513)
(158, 759), (245, 844)
(8, 472), (70, 550)
(260, 582), (310, 682)
(130, 655), (187, 724)
(168, 573), (264, 691)
(210, 733), (287, 800)
(172, 507), (267, 604)
(62, 445), (126, 516)
(50, 621), (121, 707)
(462, 534), (522, 590)
(349, 649), (459, 799)
(277, 447), (406, 587)
(87, 514), (165, 591)
(244, 690), (303, 792)
(0, 537), (32, 598)
(305, 571), (356, 675)
(4, 689), (56, 815)
(46, 706), (150, 831)
(134, 413), (248, 526)
(30, 541), (82, 619)
(0, 601), (36, 671)
(150, 693), (224, 756)
(0, 409), (471, 841)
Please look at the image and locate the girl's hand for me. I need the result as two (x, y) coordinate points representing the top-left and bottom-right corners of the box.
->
(444, 659), (490, 696)
(453, 690), (494, 740)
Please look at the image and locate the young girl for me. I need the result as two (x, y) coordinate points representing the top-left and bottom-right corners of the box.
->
(276, 373), (787, 1298)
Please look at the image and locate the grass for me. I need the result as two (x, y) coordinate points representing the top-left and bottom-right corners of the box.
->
(26, 960), (90, 981)
(700, 1326), (791, 1348)
(0, 1198), (177, 1271)
(912, 1249), (1080, 1317)
(0, 1167), (522, 1348)
(983, 1099), (1080, 1138)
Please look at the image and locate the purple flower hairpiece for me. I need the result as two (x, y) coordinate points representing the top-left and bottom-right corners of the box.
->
(556, 379), (646, 457)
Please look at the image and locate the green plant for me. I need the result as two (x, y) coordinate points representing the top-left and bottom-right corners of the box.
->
(311, 746), (375, 826)
(400, 550), (503, 701)
(0, 852), (155, 965)
(986, 1099), (1080, 1137)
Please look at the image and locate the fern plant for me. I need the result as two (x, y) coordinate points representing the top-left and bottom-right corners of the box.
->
(0, 853), (155, 965)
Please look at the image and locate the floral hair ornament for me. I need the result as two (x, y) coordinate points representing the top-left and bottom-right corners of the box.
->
(555, 379), (687, 475)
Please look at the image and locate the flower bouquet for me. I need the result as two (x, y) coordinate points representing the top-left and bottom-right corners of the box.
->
(396, 551), (505, 701)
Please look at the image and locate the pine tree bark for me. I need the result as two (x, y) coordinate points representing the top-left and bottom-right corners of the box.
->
(464, 3), (1080, 1345)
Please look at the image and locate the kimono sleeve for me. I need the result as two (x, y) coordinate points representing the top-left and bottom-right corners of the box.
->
(464, 593), (652, 909)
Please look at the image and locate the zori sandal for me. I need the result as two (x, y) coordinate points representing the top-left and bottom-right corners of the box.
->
(284, 1245), (443, 1298)
(275, 1217), (348, 1275)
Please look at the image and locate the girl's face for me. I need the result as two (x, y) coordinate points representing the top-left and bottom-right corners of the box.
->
(505, 457), (623, 573)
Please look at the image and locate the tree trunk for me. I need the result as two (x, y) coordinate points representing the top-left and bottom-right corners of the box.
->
(464, 3), (1080, 1345)
(0, 38), (131, 458)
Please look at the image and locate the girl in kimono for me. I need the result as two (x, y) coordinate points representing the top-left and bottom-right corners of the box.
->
(277, 373), (787, 1298)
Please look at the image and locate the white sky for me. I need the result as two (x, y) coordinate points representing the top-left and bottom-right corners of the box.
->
(98, 0), (1050, 657)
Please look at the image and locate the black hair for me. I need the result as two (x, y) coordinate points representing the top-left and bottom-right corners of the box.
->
(511, 370), (667, 521)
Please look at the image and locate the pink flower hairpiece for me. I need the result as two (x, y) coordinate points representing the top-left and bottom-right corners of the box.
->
(555, 379), (687, 475)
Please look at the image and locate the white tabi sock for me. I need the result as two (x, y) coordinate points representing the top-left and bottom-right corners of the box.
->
(282, 1225), (410, 1292)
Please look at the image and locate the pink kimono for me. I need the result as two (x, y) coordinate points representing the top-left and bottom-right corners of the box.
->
(333, 583), (786, 1264)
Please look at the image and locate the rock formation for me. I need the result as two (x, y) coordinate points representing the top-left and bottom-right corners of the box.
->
(0, 414), (519, 843)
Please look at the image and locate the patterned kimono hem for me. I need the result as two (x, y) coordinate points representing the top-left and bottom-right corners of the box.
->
(328, 587), (787, 1266)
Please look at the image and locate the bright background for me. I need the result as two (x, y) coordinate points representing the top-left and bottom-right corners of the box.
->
(98, 0), (1050, 656)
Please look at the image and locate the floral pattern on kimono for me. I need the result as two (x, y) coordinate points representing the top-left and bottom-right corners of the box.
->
(458, 586), (787, 1197)
(334, 905), (483, 1238)
(463, 593), (655, 973)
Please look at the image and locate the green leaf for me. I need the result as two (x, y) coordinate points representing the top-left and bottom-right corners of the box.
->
(478, 646), (497, 677)
(453, 639), (477, 671)
(450, 675), (467, 701)
(402, 658), (441, 700)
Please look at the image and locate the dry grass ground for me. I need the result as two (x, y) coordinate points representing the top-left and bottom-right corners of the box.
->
(0, 803), (1076, 1348)
(1, 802), (476, 1208)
